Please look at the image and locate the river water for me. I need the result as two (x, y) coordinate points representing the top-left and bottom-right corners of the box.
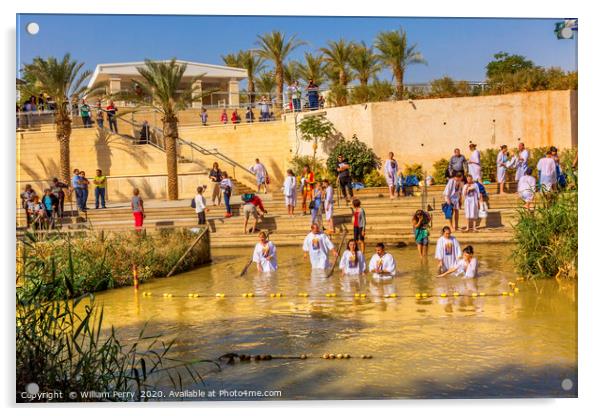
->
(94, 243), (577, 400)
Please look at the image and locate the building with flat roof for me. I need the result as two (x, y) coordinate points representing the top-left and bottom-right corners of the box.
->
(87, 60), (247, 108)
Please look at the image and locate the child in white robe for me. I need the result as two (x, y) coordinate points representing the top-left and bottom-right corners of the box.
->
(435, 226), (462, 273)
(496, 145), (509, 194)
(339, 239), (366, 275)
(252, 231), (277, 272)
(283, 169), (297, 216)
(467, 144), (482, 182)
(303, 223), (337, 269)
(517, 167), (537, 209)
(438, 245), (478, 279)
(368, 242), (397, 278)
(461, 174), (481, 232)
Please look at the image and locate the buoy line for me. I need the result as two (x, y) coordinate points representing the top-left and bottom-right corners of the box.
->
(217, 352), (374, 364)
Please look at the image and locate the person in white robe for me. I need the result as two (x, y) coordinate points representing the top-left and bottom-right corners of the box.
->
(438, 245), (478, 279)
(537, 151), (557, 192)
(323, 180), (335, 234)
(303, 223), (337, 269)
(252, 232), (277, 272)
(283, 169), (297, 216)
(517, 167), (537, 209)
(443, 173), (463, 231)
(435, 226), (462, 273)
(496, 145), (509, 194)
(515, 143), (530, 181)
(368, 243), (397, 278)
(462, 174), (481, 231)
(339, 240), (366, 275)
(467, 144), (482, 182)
(250, 158), (269, 193)
(384, 152), (399, 199)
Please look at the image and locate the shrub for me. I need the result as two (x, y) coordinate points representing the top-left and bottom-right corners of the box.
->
(363, 169), (387, 187)
(432, 158), (449, 184)
(402, 163), (424, 181)
(326, 136), (381, 182)
(480, 148), (498, 182)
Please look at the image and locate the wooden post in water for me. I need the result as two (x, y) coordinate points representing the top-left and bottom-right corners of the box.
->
(133, 265), (139, 290)
(166, 227), (209, 278)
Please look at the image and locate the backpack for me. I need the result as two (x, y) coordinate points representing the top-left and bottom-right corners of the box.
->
(191, 197), (196, 209)
(476, 182), (488, 198)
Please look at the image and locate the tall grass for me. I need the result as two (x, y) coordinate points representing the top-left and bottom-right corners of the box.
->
(512, 182), (577, 279)
(18, 228), (210, 302)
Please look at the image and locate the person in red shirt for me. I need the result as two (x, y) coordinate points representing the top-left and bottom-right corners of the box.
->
(220, 109), (228, 124)
(231, 109), (240, 124)
(300, 165), (315, 215)
(242, 194), (268, 234)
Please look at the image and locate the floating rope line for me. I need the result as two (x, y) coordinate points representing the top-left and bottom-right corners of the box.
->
(141, 287), (520, 299)
(217, 352), (374, 365)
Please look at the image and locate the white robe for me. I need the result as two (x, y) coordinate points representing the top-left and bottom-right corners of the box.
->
(517, 175), (537, 202)
(468, 150), (481, 182)
(515, 149), (530, 181)
(462, 183), (480, 220)
(324, 186), (334, 220)
(453, 257), (478, 278)
(339, 250), (366, 275)
(496, 151), (507, 183)
(435, 236), (462, 272)
(252, 241), (278, 272)
(283, 175), (297, 206)
(443, 179), (462, 209)
(368, 253), (397, 277)
(384, 159), (398, 187)
(537, 157), (557, 191)
(303, 232), (335, 269)
(250, 163), (267, 184)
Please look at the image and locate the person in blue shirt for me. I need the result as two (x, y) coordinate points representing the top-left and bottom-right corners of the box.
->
(41, 189), (59, 228)
(71, 168), (83, 211)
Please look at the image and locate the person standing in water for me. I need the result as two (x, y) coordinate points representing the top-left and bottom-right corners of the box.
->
(303, 223), (337, 270)
(438, 245), (478, 279)
(252, 231), (277, 272)
(283, 169), (297, 217)
(412, 209), (431, 258)
(384, 152), (399, 199)
(339, 239), (366, 275)
(461, 174), (481, 232)
(434, 226), (462, 273)
(443, 172), (463, 231)
(467, 143), (482, 182)
(496, 144), (509, 194)
(368, 242), (397, 277)
(351, 198), (366, 253)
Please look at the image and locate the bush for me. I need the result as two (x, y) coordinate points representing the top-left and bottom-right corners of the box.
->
(326, 136), (381, 182)
(432, 158), (449, 184)
(480, 148), (498, 182)
(402, 163), (424, 181)
(363, 170), (387, 187)
(512, 187), (577, 279)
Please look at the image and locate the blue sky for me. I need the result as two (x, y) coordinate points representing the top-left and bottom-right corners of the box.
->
(16, 14), (577, 85)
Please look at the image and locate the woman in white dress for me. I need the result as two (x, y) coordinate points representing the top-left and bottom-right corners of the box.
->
(467, 144), (482, 182)
(303, 223), (337, 269)
(517, 167), (537, 209)
(496, 145), (509, 194)
(384, 152), (399, 199)
(339, 239), (366, 275)
(283, 169), (297, 216)
(443, 173), (464, 231)
(252, 231), (278, 272)
(438, 245), (478, 279)
(461, 174), (481, 232)
(435, 226), (462, 273)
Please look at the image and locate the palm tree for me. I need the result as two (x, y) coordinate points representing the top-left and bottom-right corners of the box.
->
(256, 31), (305, 108)
(283, 61), (302, 86)
(350, 42), (381, 86)
(374, 28), (427, 100)
(222, 50), (265, 104)
(20, 54), (102, 183)
(113, 59), (202, 200)
(297, 52), (326, 86)
(320, 39), (356, 87)
(255, 71), (277, 100)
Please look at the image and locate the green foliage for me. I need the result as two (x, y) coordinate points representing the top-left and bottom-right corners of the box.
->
(363, 169), (387, 187)
(297, 115), (335, 144)
(326, 84), (349, 107)
(326, 136), (381, 181)
(480, 148), (499, 182)
(512, 187), (578, 279)
(18, 229), (209, 302)
(369, 80), (395, 102)
(432, 158), (449, 184)
(255, 71), (277, 98)
(402, 163), (424, 181)
(486, 52), (535, 79)
(289, 155), (335, 182)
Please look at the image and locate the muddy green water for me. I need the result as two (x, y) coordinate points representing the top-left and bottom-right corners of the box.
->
(94, 244), (577, 400)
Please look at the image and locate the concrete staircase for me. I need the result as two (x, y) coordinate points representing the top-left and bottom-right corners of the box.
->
(17, 183), (522, 247)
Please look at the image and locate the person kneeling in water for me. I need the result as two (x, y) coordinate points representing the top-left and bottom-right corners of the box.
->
(437, 245), (478, 278)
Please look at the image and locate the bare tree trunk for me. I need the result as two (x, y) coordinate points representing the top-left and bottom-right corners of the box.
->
(276, 65), (283, 109)
(163, 116), (179, 200)
(56, 111), (72, 183)
(249, 78), (255, 104)
(394, 67), (405, 100)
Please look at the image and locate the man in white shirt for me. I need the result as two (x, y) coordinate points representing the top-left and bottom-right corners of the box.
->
(368, 242), (397, 277)
(303, 223), (337, 269)
(250, 158), (269, 194)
